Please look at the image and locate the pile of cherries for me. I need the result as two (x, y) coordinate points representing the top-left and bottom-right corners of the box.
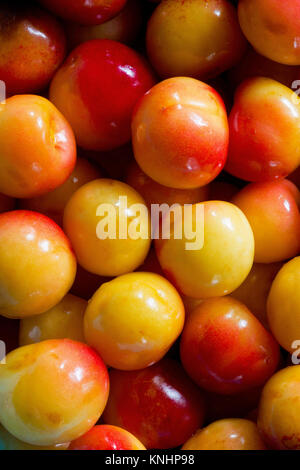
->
(1, 0), (300, 451)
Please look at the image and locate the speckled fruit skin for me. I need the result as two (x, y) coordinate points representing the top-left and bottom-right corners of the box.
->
(0, 5), (66, 95)
(66, 0), (142, 48)
(69, 425), (146, 450)
(227, 47), (300, 90)
(238, 0), (300, 65)
(146, 0), (246, 80)
(126, 161), (209, 207)
(38, 0), (127, 25)
(258, 366), (300, 449)
(0, 339), (109, 446)
(232, 262), (283, 329)
(232, 181), (300, 263)
(0, 424), (69, 450)
(20, 157), (102, 226)
(180, 297), (280, 395)
(103, 359), (205, 449)
(50, 39), (155, 151)
(84, 272), (184, 370)
(0, 211), (76, 319)
(267, 257), (300, 353)
(132, 77), (229, 189)
(19, 294), (87, 346)
(155, 201), (254, 299)
(226, 77), (300, 182)
(182, 419), (266, 450)
(0, 94), (76, 199)
(63, 179), (151, 277)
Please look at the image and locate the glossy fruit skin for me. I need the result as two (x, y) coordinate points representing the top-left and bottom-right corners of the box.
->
(20, 157), (102, 226)
(258, 366), (300, 449)
(0, 211), (76, 319)
(232, 181), (300, 263)
(38, 0), (127, 25)
(238, 0), (300, 65)
(227, 47), (300, 90)
(0, 5), (66, 95)
(226, 77), (300, 182)
(0, 339), (109, 446)
(132, 77), (229, 189)
(84, 272), (184, 370)
(180, 297), (280, 395)
(0, 94), (76, 199)
(146, 0), (246, 80)
(182, 419), (266, 450)
(19, 294), (87, 346)
(69, 425), (146, 450)
(63, 179), (151, 277)
(126, 161), (209, 207)
(103, 359), (205, 449)
(155, 201), (254, 298)
(232, 262), (283, 329)
(0, 424), (69, 450)
(66, 0), (142, 48)
(282, 179), (300, 207)
(50, 39), (155, 151)
(267, 257), (300, 353)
